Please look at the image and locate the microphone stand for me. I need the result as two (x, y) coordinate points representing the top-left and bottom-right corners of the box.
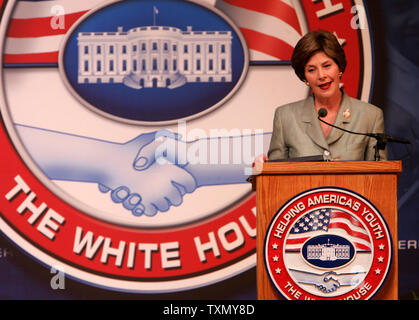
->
(317, 117), (387, 161)
(317, 108), (413, 161)
(370, 134), (387, 161)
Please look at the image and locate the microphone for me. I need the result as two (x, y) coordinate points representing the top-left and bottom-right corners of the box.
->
(317, 108), (410, 144)
(317, 108), (412, 160)
(318, 108), (328, 118)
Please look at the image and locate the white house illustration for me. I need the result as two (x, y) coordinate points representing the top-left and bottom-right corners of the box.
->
(307, 241), (350, 261)
(77, 25), (232, 89)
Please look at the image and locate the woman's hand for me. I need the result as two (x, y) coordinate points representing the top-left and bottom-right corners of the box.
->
(252, 154), (268, 174)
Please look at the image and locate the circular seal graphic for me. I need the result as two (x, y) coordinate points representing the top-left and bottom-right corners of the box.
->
(0, 0), (374, 293)
(264, 187), (392, 300)
(60, 0), (248, 125)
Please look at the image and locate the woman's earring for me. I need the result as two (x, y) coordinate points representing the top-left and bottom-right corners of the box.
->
(304, 80), (310, 87)
(338, 72), (343, 79)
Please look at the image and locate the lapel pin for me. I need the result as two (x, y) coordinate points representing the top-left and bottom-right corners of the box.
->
(343, 108), (351, 119)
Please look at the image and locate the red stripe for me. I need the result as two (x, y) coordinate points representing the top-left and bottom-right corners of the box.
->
(240, 27), (294, 60)
(286, 243), (370, 252)
(354, 242), (371, 251)
(4, 51), (58, 64)
(331, 211), (364, 229)
(7, 11), (88, 38)
(286, 237), (371, 249)
(222, 0), (301, 34)
(285, 236), (310, 245)
(329, 222), (370, 243)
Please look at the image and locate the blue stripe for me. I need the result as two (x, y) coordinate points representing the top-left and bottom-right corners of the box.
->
(3, 63), (58, 68)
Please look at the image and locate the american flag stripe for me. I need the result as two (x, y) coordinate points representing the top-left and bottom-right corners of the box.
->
(8, 11), (87, 38)
(221, 0), (302, 35)
(4, 51), (58, 63)
(4, 34), (62, 64)
(5, 0), (303, 65)
(6, 34), (63, 54)
(286, 236), (310, 245)
(331, 211), (364, 228)
(286, 233), (372, 253)
(329, 221), (370, 243)
(239, 28), (294, 61)
(10, 0), (101, 19)
(3, 0), (102, 64)
(350, 242), (371, 252)
(286, 230), (324, 252)
(215, 0), (303, 62)
(286, 238), (371, 253)
(326, 212), (372, 251)
(285, 209), (372, 253)
(328, 228), (372, 251)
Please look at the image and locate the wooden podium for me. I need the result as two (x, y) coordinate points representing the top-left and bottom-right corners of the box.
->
(253, 161), (402, 300)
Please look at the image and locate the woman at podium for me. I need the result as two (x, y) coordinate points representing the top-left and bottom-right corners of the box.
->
(267, 30), (387, 161)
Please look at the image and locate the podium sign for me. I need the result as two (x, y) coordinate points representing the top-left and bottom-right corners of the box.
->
(254, 161), (402, 300)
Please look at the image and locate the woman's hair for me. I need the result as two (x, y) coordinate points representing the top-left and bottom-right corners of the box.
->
(291, 30), (347, 82)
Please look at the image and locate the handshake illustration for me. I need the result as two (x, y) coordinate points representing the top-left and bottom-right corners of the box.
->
(97, 130), (198, 217)
(289, 269), (366, 294)
(16, 124), (270, 217)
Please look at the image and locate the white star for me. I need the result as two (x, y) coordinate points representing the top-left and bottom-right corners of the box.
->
(275, 268), (281, 274)
(378, 256), (384, 263)
(273, 256), (279, 262)
(375, 268), (381, 275)
(272, 243), (278, 250)
(304, 226), (309, 231)
(379, 244), (385, 251)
